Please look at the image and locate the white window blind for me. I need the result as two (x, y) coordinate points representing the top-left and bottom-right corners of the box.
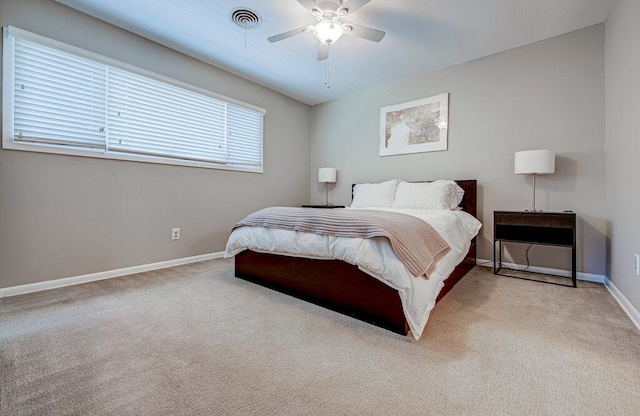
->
(226, 103), (264, 168)
(13, 37), (107, 149)
(3, 27), (265, 172)
(106, 67), (228, 164)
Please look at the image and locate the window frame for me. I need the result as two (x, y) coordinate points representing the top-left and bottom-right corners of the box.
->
(2, 26), (266, 173)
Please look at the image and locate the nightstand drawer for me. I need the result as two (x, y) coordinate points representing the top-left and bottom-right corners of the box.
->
(494, 212), (574, 228)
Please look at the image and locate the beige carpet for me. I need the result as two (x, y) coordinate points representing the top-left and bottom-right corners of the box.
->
(1, 259), (639, 416)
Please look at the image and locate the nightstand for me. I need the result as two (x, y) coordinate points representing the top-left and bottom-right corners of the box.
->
(301, 205), (345, 209)
(493, 211), (576, 287)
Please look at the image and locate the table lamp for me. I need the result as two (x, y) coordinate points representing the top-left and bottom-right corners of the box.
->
(514, 150), (555, 212)
(318, 167), (337, 206)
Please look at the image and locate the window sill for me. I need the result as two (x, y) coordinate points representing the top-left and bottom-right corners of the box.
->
(1, 140), (263, 173)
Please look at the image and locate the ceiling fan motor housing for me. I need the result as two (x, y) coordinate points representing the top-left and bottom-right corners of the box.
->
(315, 1), (340, 16)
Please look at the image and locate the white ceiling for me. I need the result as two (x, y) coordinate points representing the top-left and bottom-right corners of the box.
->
(54, 0), (614, 106)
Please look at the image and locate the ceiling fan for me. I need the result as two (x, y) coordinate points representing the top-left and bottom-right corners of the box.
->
(268, 0), (385, 61)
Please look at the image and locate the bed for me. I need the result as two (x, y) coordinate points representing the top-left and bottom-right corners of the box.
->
(225, 179), (480, 339)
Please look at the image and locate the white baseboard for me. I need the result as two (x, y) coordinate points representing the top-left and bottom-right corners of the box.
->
(0, 252), (225, 298)
(604, 278), (640, 331)
(476, 258), (606, 283)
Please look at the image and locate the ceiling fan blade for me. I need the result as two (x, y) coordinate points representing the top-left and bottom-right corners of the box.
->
(343, 23), (385, 42)
(317, 43), (329, 61)
(297, 0), (322, 16)
(337, 0), (372, 16)
(268, 26), (314, 43)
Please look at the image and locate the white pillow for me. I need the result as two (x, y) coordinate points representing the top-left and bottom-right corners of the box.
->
(454, 183), (465, 207)
(351, 179), (400, 208)
(391, 180), (464, 210)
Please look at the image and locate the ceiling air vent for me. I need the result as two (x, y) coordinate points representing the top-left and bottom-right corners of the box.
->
(230, 8), (262, 30)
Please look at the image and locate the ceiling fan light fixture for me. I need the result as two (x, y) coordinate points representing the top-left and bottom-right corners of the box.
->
(313, 19), (344, 45)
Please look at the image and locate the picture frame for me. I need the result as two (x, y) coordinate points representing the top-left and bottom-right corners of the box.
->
(379, 93), (449, 156)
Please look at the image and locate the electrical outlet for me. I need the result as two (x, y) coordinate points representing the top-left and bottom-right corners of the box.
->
(635, 254), (640, 276)
(172, 228), (180, 240)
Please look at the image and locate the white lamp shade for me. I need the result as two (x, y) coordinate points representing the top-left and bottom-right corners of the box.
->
(318, 167), (337, 183)
(514, 150), (555, 175)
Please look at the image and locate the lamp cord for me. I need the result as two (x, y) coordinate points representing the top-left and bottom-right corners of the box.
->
(498, 243), (533, 272)
(524, 244), (532, 271)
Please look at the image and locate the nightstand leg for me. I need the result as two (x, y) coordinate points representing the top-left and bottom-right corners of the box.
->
(572, 245), (577, 288)
(493, 240), (502, 275)
(493, 240), (496, 274)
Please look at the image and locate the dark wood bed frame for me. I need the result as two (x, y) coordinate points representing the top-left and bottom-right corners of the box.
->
(234, 180), (477, 336)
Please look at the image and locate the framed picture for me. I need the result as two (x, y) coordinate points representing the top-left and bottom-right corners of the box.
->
(379, 93), (449, 157)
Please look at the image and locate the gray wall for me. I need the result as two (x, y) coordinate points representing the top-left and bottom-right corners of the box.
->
(605, 0), (640, 311)
(0, 0), (311, 288)
(310, 25), (606, 275)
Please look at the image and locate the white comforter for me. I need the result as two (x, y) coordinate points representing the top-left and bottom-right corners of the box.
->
(225, 207), (482, 339)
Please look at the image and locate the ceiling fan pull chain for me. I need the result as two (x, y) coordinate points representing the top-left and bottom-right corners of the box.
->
(324, 59), (330, 89)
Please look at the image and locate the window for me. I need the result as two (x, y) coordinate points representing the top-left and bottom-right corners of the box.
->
(2, 27), (265, 172)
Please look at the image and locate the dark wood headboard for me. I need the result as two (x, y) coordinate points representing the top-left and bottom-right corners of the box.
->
(453, 180), (477, 218)
(351, 180), (477, 219)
